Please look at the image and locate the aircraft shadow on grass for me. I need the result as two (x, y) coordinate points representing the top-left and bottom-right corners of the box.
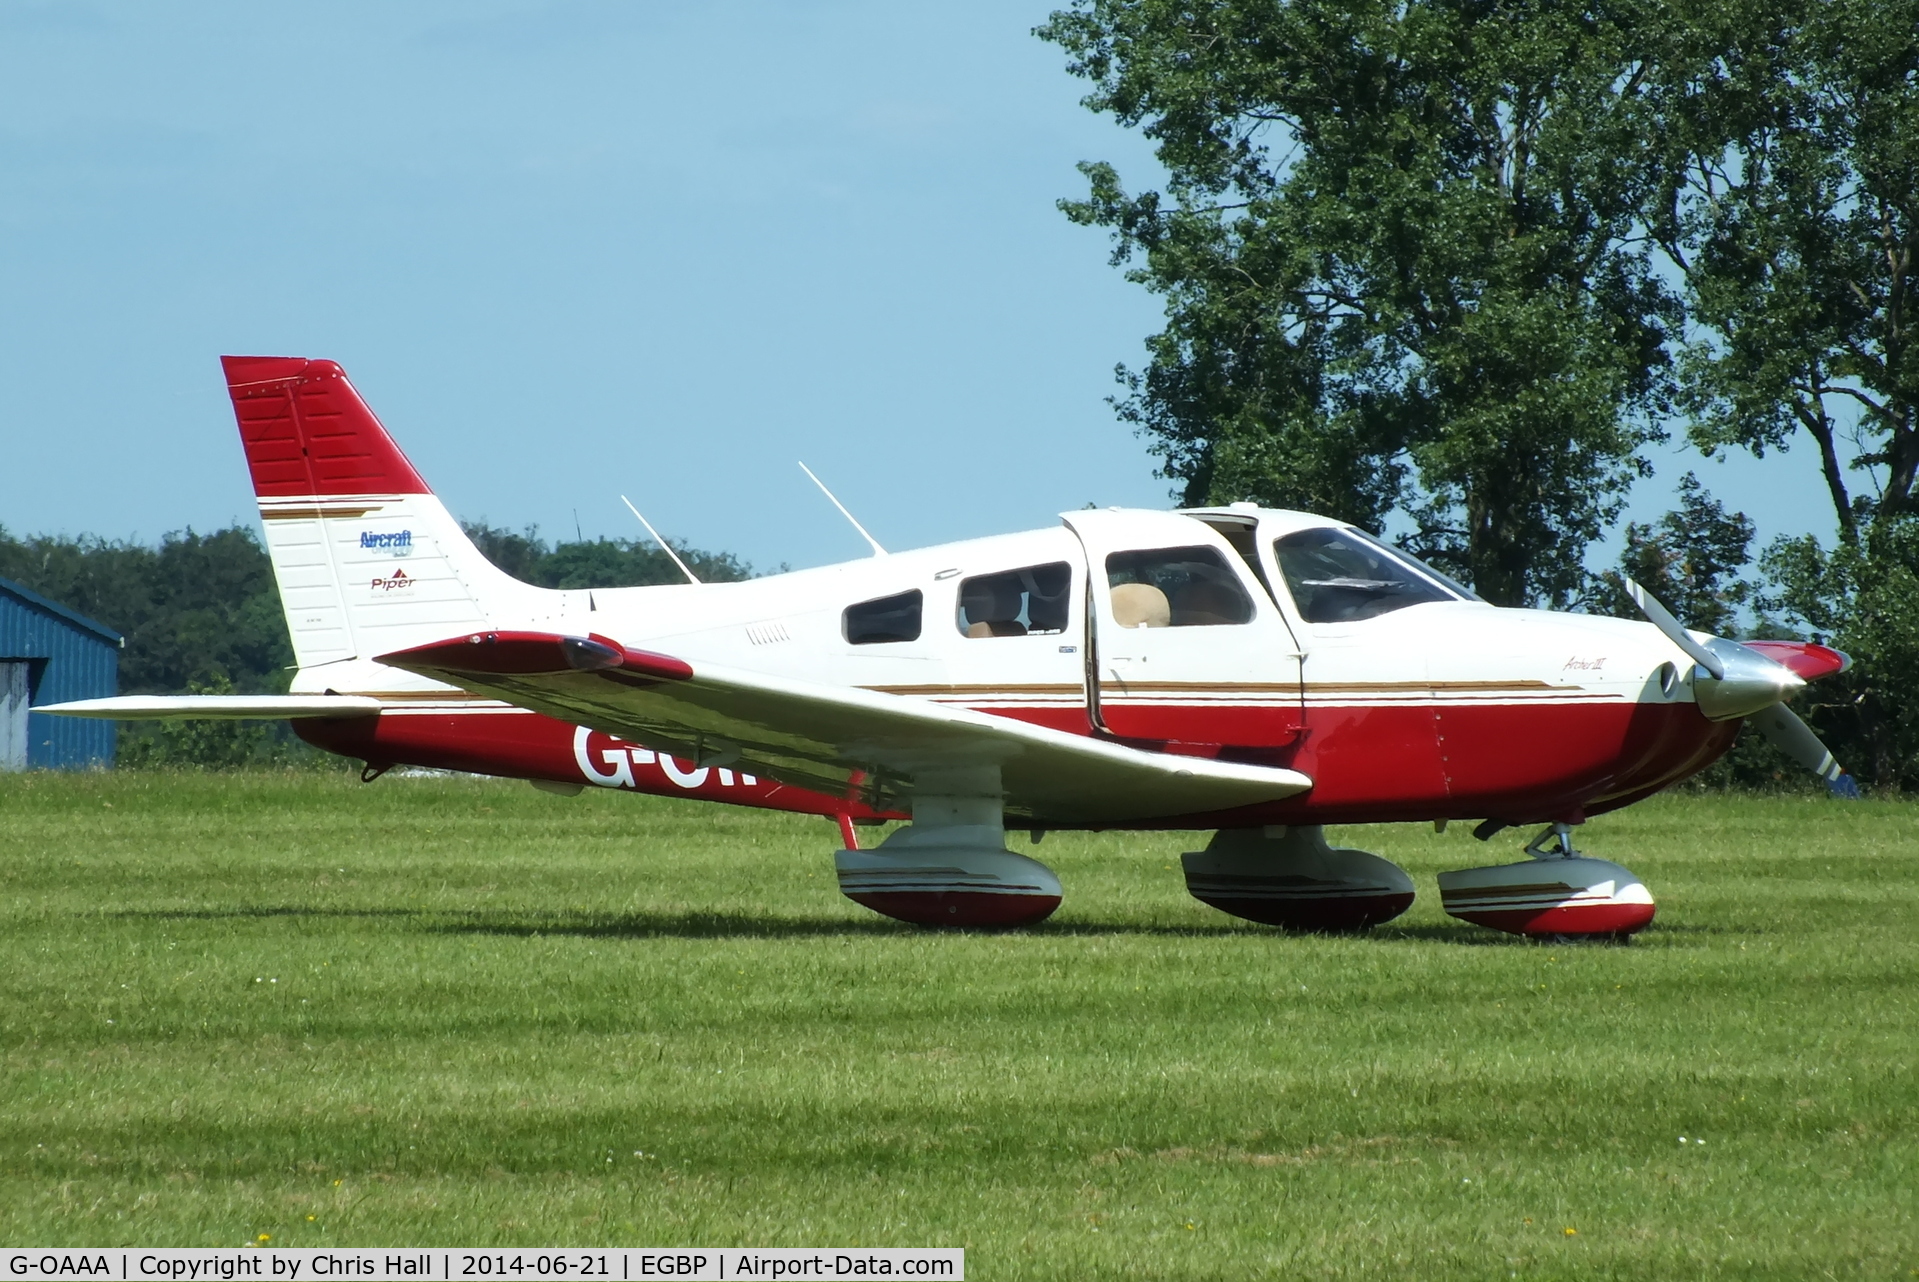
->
(116, 905), (1257, 940)
(101, 904), (1680, 945)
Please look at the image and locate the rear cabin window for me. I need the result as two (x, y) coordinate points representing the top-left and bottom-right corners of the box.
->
(1104, 546), (1255, 628)
(1271, 527), (1460, 623)
(956, 562), (1072, 638)
(844, 589), (922, 644)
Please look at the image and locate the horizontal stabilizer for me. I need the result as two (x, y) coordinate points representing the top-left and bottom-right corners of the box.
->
(36, 695), (383, 720)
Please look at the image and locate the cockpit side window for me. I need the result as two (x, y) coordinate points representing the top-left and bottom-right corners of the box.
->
(956, 562), (1072, 638)
(844, 589), (923, 644)
(1212, 523), (1276, 602)
(1105, 546), (1255, 628)
(1271, 527), (1462, 623)
(1343, 527), (1485, 603)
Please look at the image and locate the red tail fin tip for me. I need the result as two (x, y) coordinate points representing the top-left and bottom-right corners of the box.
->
(221, 355), (431, 498)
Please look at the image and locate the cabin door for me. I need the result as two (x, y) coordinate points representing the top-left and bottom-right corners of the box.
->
(1063, 510), (1304, 749)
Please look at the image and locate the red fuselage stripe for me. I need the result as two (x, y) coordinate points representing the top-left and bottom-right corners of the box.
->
(297, 693), (1733, 828)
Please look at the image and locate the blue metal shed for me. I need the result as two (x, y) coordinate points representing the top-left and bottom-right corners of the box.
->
(0, 576), (122, 770)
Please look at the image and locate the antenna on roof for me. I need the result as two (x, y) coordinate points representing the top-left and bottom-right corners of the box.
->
(619, 496), (701, 585)
(798, 461), (887, 556)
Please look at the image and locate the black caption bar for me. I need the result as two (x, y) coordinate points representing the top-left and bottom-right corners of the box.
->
(2, 1251), (962, 1282)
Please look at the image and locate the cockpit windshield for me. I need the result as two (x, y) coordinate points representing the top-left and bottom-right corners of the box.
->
(1272, 527), (1478, 623)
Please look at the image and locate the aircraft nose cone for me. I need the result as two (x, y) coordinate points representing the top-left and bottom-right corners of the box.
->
(1693, 641), (1806, 721)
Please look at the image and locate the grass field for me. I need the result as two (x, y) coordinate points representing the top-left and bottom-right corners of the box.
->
(0, 770), (1913, 1277)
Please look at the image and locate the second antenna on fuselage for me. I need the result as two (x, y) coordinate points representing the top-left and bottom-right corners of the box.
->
(798, 461), (887, 557)
(620, 496), (702, 585)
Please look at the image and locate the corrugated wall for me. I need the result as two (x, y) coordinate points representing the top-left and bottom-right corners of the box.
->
(0, 593), (118, 769)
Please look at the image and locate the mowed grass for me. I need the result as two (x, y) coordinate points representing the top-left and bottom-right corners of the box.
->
(0, 772), (1913, 1277)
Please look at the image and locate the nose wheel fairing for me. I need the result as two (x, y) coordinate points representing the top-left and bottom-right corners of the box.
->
(1439, 823), (1657, 939)
(1438, 858), (1656, 938)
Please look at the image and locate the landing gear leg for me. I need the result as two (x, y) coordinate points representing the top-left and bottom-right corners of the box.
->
(833, 766), (1062, 928)
(1524, 822), (1579, 858)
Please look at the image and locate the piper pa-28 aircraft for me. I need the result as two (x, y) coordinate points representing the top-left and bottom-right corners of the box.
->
(45, 356), (1859, 939)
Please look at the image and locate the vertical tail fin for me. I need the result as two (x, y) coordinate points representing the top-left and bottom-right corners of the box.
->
(224, 356), (542, 669)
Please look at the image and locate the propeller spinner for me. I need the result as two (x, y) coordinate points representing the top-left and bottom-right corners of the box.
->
(1624, 579), (1859, 797)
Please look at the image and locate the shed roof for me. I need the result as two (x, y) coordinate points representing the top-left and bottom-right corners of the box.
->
(0, 576), (124, 646)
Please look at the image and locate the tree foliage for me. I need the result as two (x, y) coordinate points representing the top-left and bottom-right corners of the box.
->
(1649, 0), (1919, 542)
(1044, 0), (1919, 788)
(1039, 0), (1676, 605)
(1638, 0), (1919, 787)
(0, 525), (292, 696)
(1593, 473), (1755, 638)
(460, 523), (752, 590)
(1758, 519), (1919, 790)
(0, 524), (307, 767)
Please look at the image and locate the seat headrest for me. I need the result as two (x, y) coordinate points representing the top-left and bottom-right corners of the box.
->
(1171, 581), (1247, 626)
(1111, 581), (1171, 628)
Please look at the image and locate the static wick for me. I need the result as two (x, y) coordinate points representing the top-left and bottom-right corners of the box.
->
(798, 461), (887, 557)
(620, 496), (701, 585)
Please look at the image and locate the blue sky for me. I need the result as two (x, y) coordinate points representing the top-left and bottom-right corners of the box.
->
(0, 0), (1842, 575)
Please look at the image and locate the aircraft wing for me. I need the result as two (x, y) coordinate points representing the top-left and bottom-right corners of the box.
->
(37, 695), (383, 719)
(376, 631), (1311, 822)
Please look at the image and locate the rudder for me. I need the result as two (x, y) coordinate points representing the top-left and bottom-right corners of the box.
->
(225, 356), (432, 498)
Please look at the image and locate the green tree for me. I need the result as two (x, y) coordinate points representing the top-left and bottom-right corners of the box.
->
(0, 524), (293, 695)
(1039, 0), (1675, 605)
(1649, 0), (1919, 544)
(0, 524), (308, 767)
(1759, 520), (1919, 790)
(1645, 0), (1919, 787)
(460, 523), (550, 584)
(1594, 473), (1755, 638)
(460, 524), (752, 588)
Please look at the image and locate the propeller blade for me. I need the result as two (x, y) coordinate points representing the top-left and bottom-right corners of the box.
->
(1749, 702), (1860, 798)
(1623, 578), (1726, 680)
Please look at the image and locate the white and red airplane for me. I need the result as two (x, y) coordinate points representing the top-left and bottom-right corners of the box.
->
(45, 356), (1857, 938)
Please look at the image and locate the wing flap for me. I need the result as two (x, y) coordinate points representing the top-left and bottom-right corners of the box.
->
(377, 630), (1311, 822)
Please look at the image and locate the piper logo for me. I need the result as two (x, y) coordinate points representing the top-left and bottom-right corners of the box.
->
(359, 529), (414, 556)
(371, 567), (415, 592)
